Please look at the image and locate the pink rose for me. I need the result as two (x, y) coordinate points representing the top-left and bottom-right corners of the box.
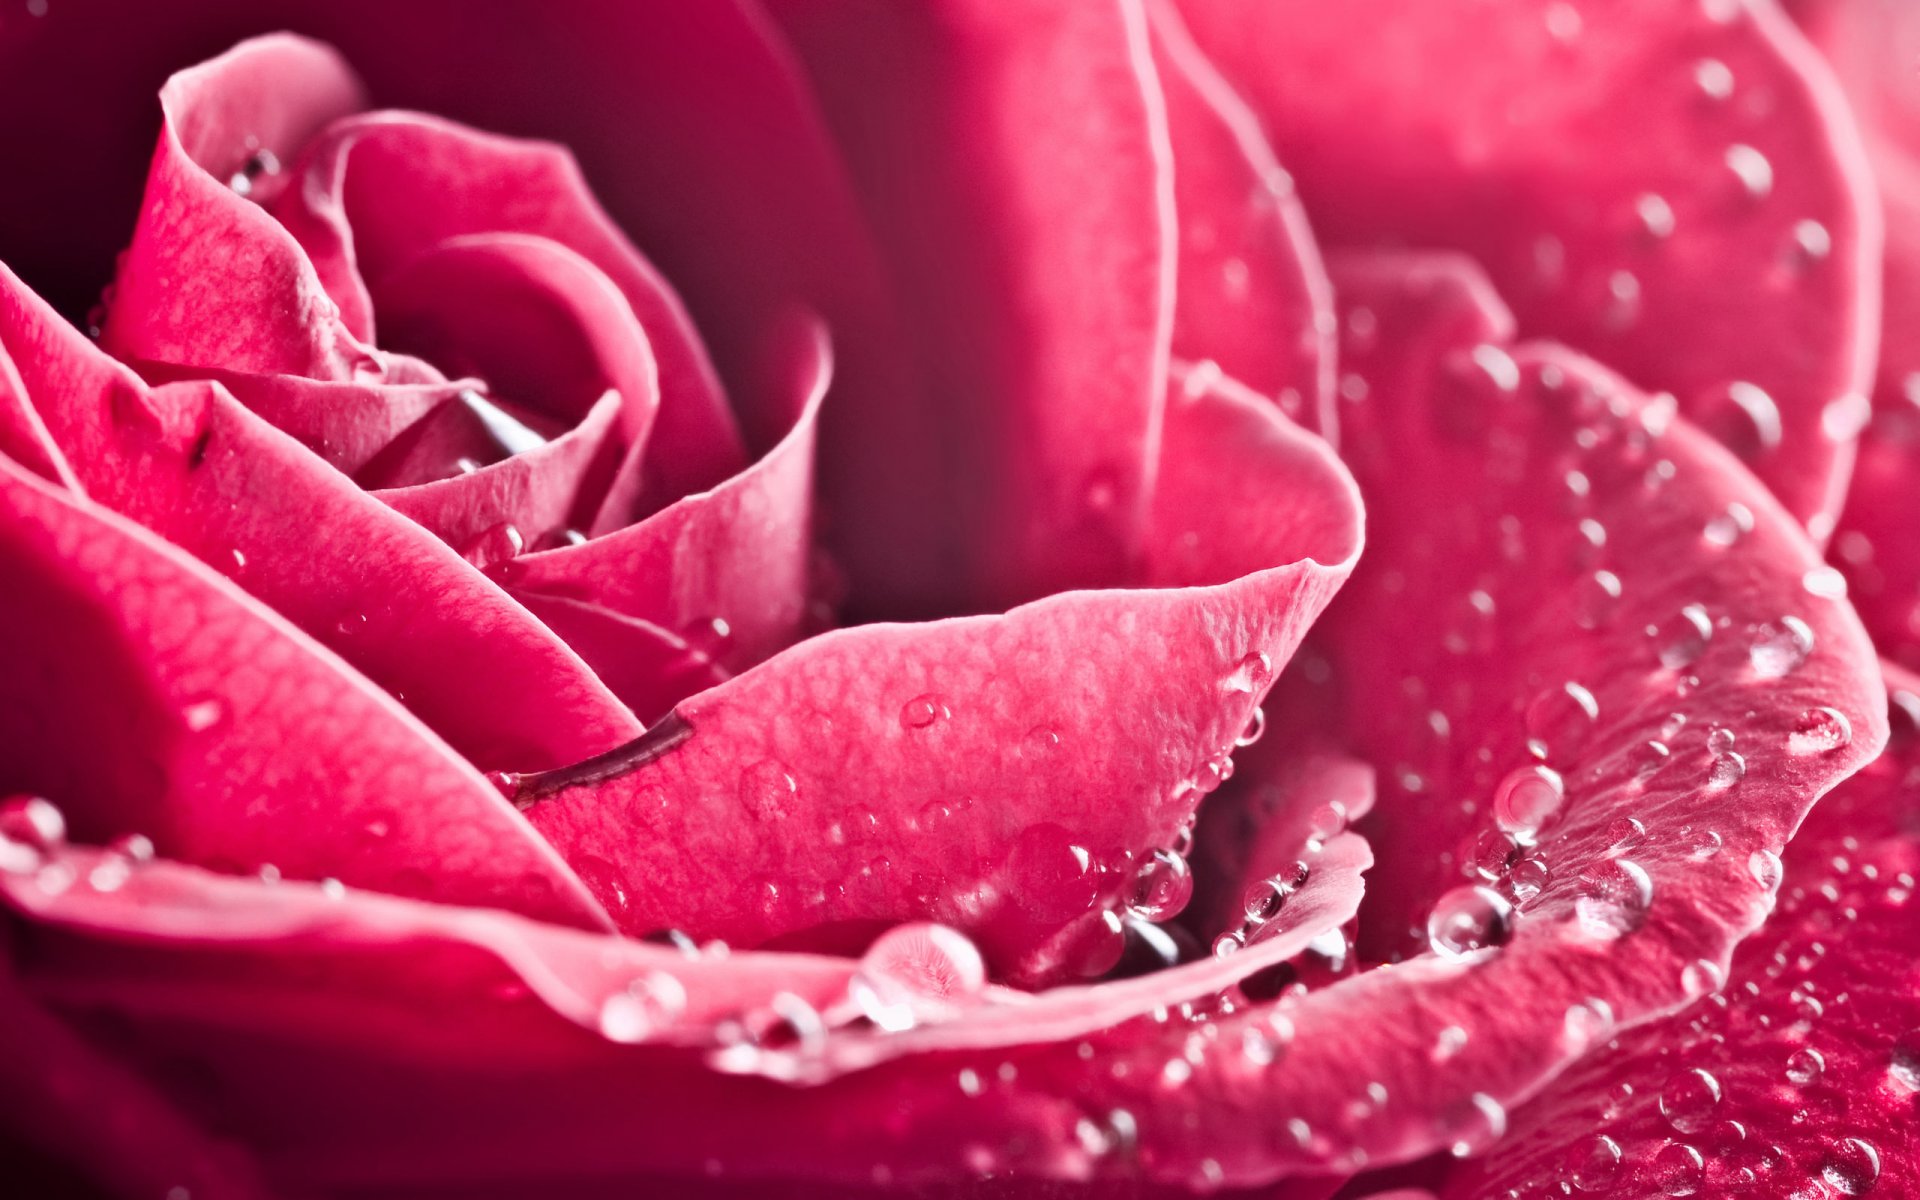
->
(0, 1), (1909, 1196)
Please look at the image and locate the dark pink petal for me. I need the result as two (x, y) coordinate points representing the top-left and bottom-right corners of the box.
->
(0, 448), (604, 928)
(0, 964), (266, 1200)
(524, 362), (1360, 985)
(374, 389), (624, 566)
(769, 0), (1176, 609)
(1174, 0), (1880, 534)
(1830, 397), (1920, 671)
(1440, 666), (1920, 1198)
(0, 336), (82, 493)
(512, 593), (732, 726)
(0, 811), (1359, 1193)
(132, 363), (460, 476)
(1147, 0), (1335, 437)
(0, 265), (640, 772)
(500, 313), (828, 676)
(274, 109), (744, 509)
(101, 34), (383, 381)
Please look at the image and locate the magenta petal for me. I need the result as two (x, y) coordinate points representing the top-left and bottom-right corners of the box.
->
(274, 111), (745, 508)
(501, 313), (829, 676)
(1440, 666), (1920, 1198)
(0, 964), (266, 1199)
(1147, 0), (1335, 437)
(0, 447), (605, 928)
(1174, 0), (1880, 534)
(375, 389), (624, 565)
(0, 336), (82, 493)
(770, 0), (1176, 608)
(0, 266), (640, 771)
(102, 34), (381, 381)
(525, 362), (1360, 984)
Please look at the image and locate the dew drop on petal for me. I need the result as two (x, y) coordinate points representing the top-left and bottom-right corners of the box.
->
(1567, 1134), (1623, 1193)
(1694, 58), (1735, 101)
(899, 694), (951, 731)
(1507, 854), (1551, 905)
(1426, 885), (1514, 957)
(1681, 957), (1726, 999)
(1652, 603), (1714, 669)
(1702, 502), (1754, 547)
(738, 759), (797, 821)
(1785, 1047), (1825, 1086)
(1707, 750), (1746, 790)
(598, 972), (687, 1044)
(851, 923), (986, 1031)
(0, 796), (66, 858)
(1748, 848), (1784, 893)
(1748, 616), (1815, 678)
(1575, 858), (1653, 939)
(1887, 1030), (1920, 1092)
(1822, 1138), (1881, 1195)
(1649, 1141), (1705, 1195)
(1241, 876), (1290, 925)
(1126, 848), (1193, 922)
(1724, 144), (1773, 200)
(1493, 765), (1564, 838)
(1788, 707), (1852, 755)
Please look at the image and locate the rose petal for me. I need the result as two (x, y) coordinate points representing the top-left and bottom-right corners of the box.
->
(522, 362), (1360, 985)
(101, 33), (383, 381)
(0, 961), (266, 1200)
(510, 594), (732, 727)
(274, 108), (744, 511)
(1173, 0), (1880, 534)
(0, 446), (604, 928)
(498, 311), (828, 676)
(1439, 666), (1920, 1198)
(0, 264), (641, 772)
(0, 333), (82, 494)
(770, 0), (1176, 609)
(1147, 0), (1335, 437)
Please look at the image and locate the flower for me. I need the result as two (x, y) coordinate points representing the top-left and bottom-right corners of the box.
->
(0, 1), (1910, 1196)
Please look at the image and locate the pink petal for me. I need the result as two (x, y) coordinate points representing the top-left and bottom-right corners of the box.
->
(1173, 0), (1881, 534)
(1439, 665), (1920, 1197)
(511, 593), (732, 726)
(498, 313), (829, 677)
(523, 362), (1360, 985)
(0, 264), (640, 772)
(1147, 0), (1336, 437)
(0, 447), (604, 928)
(770, 0), (1177, 609)
(101, 34), (382, 381)
(273, 110), (744, 509)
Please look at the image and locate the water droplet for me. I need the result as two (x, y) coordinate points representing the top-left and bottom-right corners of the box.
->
(1887, 1029), (1920, 1091)
(1749, 848), (1784, 892)
(1224, 652), (1272, 694)
(1305, 801), (1349, 843)
(1211, 930), (1243, 959)
(1724, 144), (1773, 200)
(1607, 815), (1646, 851)
(1785, 1047), (1825, 1086)
(460, 521), (525, 571)
(1804, 565), (1849, 600)
(574, 854), (632, 920)
(1707, 750), (1746, 790)
(1788, 707), (1852, 755)
(1822, 1138), (1881, 1195)
(850, 923), (986, 1031)
(1241, 876), (1290, 924)
(1698, 381), (1782, 462)
(1636, 193), (1676, 240)
(1695, 58), (1735, 101)
(1633, 739), (1673, 780)
(1575, 570), (1624, 629)
(738, 759), (797, 821)
(1659, 1067), (1723, 1135)
(1749, 616), (1814, 678)
(1681, 958), (1727, 1000)
(1469, 829), (1520, 882)
(1652, 604), (1714, 669)
(1234, 706), (1266, 749)
(1006, 824), (1095, 921)
(1022, 725), (1061, 759)
(1126, 848), (1193, 922)
(1427, 885), (1514, 957)
(1795, 219), (1834, 263)
(1649, 1141), (1705, 1195)
(1576, 858), (1653, 939)
(1703, 502), (1754, 547)
(1489, 765), (1565, 840)
(1525, 681), (1599, 761)
(899, 694), (951, 730)
(1508, 854), (1551, 904)
(598, 972), (686, 1043)
(1568, 1134), (1623, 1192)
(0, 796), (65, 872)
(1443, 1092), (1507, 1157)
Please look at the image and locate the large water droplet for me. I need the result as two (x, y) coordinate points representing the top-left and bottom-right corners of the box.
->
(850, 923), (986, 1031)
(1007, 824), (1096, 922)
(1126, 848), (1193, 922)
(1427, 885), (1514, 957)
(1567, 1134), (1622, 1193)
(1442, 1092), (1507, 1158)
(1724, 144), (1773, 200)
(1575, 858), (1653, 939)
(1749, 616), (1815, 678)
(1788, 707), (1852, 755)
(739, 759), (797, 821)
(1694, 58), (1735, 101)
(598, 972), (687, 1043)
(1706, 750), (1746, 790)
(1649, 1141), (1705, 1195)
(1822, 1138), (1881, 1195)
(1241, 876), (1291, 925)
(1785, 1047), (1825, 1086)
(899, 693), (951, 731)
(1748, 848), (1784, 893)
(1652, 604), (1715, 669)
(1493, 766), (1564, 838)
(1224, 651), (1272, 694)
(1525, 681), (1599, 761)
(1887, 1029), (1920, 1092)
